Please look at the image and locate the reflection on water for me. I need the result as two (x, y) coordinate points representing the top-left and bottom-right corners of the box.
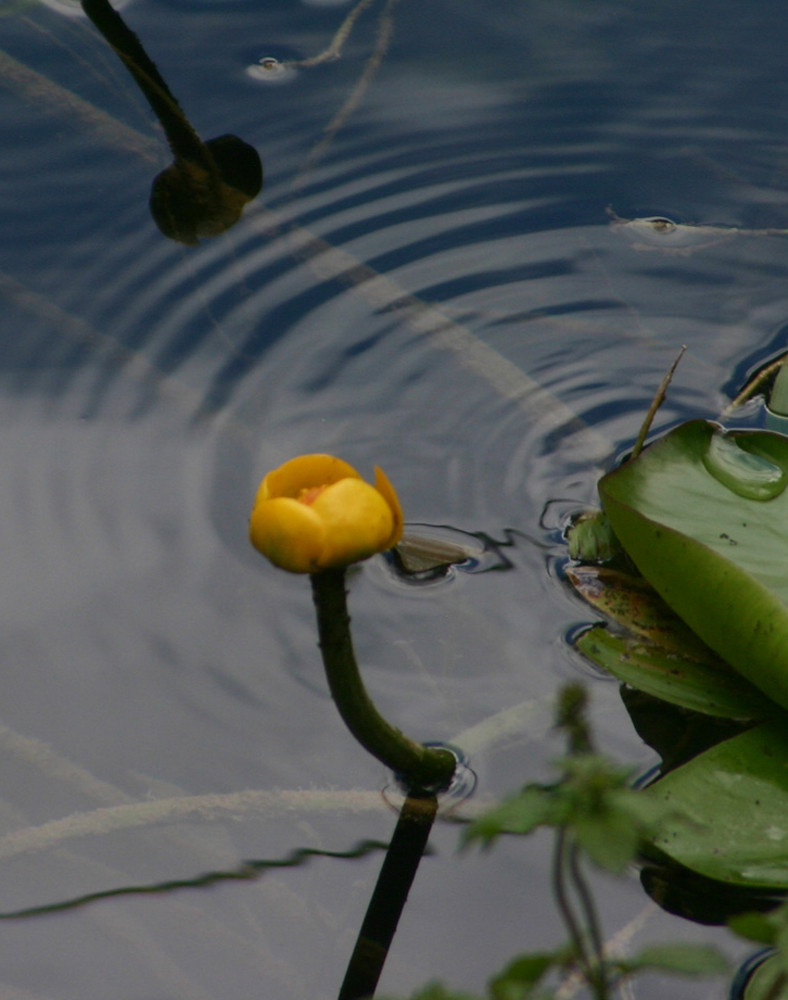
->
(0, 836), (392, 920)
(81, 0), (262, 243)
(37, 0), (135, 14)
(1, 0), (788, 996)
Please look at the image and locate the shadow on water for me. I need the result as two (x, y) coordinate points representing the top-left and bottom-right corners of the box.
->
(0, 837), (392, 920)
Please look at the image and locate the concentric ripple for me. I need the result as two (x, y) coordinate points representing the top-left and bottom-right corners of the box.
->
(2, 1), (788, 996)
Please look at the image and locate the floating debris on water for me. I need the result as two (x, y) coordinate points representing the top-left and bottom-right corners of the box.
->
(246, 56), (299, 84)
(607, 207), (788, 253)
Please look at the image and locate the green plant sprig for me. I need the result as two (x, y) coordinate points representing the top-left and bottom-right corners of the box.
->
(382, 683), (730, 1000)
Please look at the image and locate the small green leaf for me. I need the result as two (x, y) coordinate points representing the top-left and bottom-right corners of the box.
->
(729, 911), (780, 945)
(573, 807), (641, 872)
(611, 785), (685, 832)
(566, 510), (621, 562)
(558, 751), (631, 793)
(463, 785), (566, 847)
(618, 942), (729, 976)
(573, 787), (680, 873)
(378, 983), (481, 1000)
(465, 745), (681, 872)
(489, 951), (564, 1000)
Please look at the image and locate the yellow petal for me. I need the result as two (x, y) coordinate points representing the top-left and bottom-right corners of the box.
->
(257, 454), (361, 503)
(310, 479), (395, 568)
(249, 497), (327, 573)
(373, 466), (404, 548)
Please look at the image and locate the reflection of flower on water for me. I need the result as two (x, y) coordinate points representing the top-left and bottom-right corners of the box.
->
(250, 454), (403, 574)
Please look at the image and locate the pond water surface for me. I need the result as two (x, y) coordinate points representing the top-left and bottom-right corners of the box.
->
(2, 1), (788, 998)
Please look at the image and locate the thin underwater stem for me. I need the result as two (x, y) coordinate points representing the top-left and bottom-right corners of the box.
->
(310, 569), (456, 793)
(338, 792), (438, 1000)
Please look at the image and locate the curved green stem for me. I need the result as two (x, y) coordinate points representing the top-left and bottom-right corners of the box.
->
(310, 569), (456, 793)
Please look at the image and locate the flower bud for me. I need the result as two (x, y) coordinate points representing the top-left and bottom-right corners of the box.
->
(250, 454), (403, 573)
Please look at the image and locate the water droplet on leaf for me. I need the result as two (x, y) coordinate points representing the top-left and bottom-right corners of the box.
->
(703, 431), (787, 500)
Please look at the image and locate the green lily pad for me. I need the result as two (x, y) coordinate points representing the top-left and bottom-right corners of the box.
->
(575, 625), (773, 720)
(598, 420), (788, 712)
(646, 721), (788, 888)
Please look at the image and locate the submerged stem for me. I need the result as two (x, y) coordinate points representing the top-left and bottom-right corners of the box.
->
(338, 792), (437, 1000)
(310, 569), (456, 793)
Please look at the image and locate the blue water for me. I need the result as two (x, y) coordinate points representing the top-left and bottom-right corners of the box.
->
(1, 0), (787, 996)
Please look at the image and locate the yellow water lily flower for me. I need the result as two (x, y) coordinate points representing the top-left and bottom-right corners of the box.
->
(250, 454), (404, 573)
